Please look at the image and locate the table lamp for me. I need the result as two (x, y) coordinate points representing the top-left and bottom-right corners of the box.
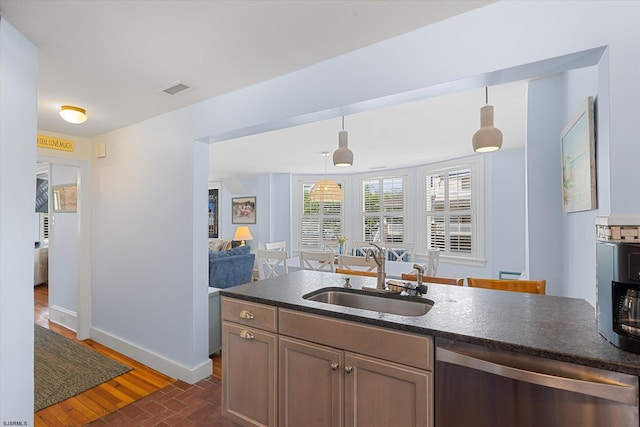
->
(233, 226), (253, 246)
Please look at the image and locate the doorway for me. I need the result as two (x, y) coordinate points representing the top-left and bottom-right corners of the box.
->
(36, 154), (91, 339)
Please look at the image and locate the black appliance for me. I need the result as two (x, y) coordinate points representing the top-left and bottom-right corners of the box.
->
(596, 241), (640, 353)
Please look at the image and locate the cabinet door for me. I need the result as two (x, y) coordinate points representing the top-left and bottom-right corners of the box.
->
(279, 337), (343, 427)
(222, 321), (277, 427)
(344, 352), (432, 427)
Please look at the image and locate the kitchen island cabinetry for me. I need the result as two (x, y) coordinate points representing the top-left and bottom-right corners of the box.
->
(222, 299), (277, 427)
(222, 297), (433, 427)
(279, 309), (432, 427)
(221, 270), (640, 427)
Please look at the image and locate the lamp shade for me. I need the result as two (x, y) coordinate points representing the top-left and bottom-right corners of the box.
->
(333, 130), (353, 167)
(472, 105), (502, 153)
(59, 105), (87, 124)
(309, 179), (343, 202)
(233, 226), (253, 245)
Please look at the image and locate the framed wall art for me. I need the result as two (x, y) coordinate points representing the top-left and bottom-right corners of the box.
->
(232, 196), (256, 224)
(52, 183), (77, 213)
(561, 96), (597, 213)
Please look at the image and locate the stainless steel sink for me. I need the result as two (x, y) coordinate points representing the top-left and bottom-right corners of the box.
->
(303, 288), (433, 316)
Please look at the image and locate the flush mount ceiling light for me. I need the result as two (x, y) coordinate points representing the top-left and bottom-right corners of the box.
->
(333, 116), (353, 167)
(472, 87), (502, 153)
(59, 105), (87, 124)
(310, 152), (343, 202)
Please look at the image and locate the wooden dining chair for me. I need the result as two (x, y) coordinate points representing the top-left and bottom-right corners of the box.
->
(264, 241), (287, 252)
(401, 274), (463, 286)
(426, 249), (440, 276)
(336, 268), (378, 277)
(299, 251), (335, 273)
(337, 255), (377, 272)
(256, 249), (288, 280)
(384, 242), (415, 262)
(322, 239), (340, 256)
(467, 277), (546, 295)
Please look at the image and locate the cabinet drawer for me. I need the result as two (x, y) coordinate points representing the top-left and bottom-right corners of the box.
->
(222, 297), (277, 332)
(279, 309), (433, 371)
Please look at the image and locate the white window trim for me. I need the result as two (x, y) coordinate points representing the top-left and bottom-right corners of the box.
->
(356, 169), (414, 245)
(292, 175), (348, 254)
(417, 156), (485, 266)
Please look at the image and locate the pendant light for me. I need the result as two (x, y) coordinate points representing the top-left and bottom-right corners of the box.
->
(310, 152), (343, 202)
(472, 87), (502, 153)
(333, 116), (353, 167)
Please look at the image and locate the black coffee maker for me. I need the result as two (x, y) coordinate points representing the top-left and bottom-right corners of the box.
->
(596, 241), (640, 353)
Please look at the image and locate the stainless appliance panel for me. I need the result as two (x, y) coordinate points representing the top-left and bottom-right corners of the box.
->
(435, 338), (639, 427)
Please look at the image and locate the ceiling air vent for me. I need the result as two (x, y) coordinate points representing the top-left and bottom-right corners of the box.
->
(160, 81), (192, 95)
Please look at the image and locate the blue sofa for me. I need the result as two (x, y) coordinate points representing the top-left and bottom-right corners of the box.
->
(208, 245), (255, 289)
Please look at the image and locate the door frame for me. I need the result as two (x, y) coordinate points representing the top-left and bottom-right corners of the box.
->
(37, 154), (91, 340)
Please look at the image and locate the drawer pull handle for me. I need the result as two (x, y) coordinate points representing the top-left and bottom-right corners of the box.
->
(331, 363), (339, 370)
(239, 330), (254, 340)
(239, 310), (254, 320)
(344, 366), (353, 374)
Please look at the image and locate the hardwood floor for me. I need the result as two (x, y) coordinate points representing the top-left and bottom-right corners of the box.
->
(34, 284), (225, 426)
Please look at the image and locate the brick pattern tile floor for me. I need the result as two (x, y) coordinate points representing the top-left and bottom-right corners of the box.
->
(88, 376), (237, 426)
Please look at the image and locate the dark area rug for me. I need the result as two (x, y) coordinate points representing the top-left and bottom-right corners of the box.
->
(34, 324), (132, 412)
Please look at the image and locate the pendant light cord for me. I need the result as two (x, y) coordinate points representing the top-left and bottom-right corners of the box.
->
(342, 116), (345, 130)
(485, 87), (488, 105)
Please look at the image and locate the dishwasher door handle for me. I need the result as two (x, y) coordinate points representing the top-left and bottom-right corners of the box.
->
(437, 346), (638, 406)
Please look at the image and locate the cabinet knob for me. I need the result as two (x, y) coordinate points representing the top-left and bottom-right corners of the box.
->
(344, 366), (353, 374)
(331, 363), (339, 370)
(239, 310), (254, 320)
(239, 330), (254, 340)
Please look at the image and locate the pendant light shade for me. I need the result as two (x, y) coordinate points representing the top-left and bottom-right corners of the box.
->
(472, 88), (502, 153)
(59, 105), (88, 124)
(333, 117), (353, 167)
(309, 179), (343, 202)
(310, 152), (343, 202)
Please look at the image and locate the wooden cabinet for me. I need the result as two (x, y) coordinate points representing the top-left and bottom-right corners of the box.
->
(279, 337), (343, 427)
(222, 298), (278, 427)
(344, 352), (431, 427)
(279, 309), (433, 427)
(222, 297), (434, 427)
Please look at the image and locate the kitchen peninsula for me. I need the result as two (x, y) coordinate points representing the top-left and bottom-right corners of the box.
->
(220, 270), (640, 426)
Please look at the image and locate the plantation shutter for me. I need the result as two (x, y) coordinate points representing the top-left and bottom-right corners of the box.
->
(425, 168), (473, 255)
(301, 183), (343, 250)
(361, 177), (405, 243)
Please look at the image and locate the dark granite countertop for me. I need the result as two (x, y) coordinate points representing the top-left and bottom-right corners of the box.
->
(220, 270), (640, 376)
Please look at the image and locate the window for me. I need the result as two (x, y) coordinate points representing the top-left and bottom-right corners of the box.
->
(361, 176), (406, 243)
(298, 182), (343, 250)
(419, 157), (484, 265)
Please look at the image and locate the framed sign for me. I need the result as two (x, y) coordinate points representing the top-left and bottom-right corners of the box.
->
(232, 196), (256, 224)
(561, 96), (597, 213)
(52, 184), (77, 213)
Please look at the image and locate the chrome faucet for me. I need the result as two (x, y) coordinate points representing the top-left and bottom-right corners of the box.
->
(366, 243), (386, 290)
(412, 263), (424, 287)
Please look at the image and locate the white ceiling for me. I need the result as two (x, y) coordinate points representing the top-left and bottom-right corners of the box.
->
(0, 0), (520, 179)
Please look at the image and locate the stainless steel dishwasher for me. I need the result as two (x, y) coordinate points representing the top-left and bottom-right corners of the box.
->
(435, 338), (639, 426)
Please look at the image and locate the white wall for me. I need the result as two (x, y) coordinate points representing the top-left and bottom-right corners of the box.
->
(561, 67), (601, 305)
(92, 113), (211, 383)
(87, 1), (640, 382)
(526, 75), (566, 296)
(525, 66), (601, 305)
(0, 16), (37, 424)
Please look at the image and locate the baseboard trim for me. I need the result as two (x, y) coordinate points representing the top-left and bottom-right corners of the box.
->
(90, 327), (212, 384)
(49, 305), (77, 332)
